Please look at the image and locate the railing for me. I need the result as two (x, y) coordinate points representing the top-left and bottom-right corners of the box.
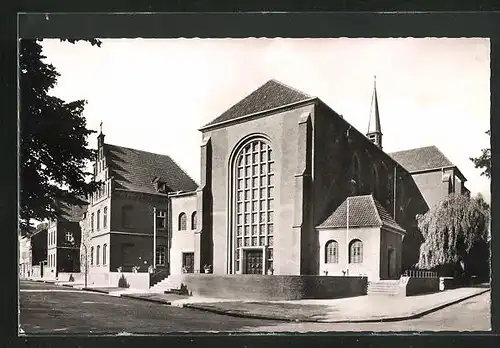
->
(149, 269), (169, 287)
(402, 269), (438, 278)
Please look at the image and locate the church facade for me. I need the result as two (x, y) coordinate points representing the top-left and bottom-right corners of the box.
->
(80, 78), (469, 284)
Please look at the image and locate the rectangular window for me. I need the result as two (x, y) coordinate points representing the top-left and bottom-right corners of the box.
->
(103, 206), (108, 228)
(156, 209), (167, 229)
(97, 210), (100, 230)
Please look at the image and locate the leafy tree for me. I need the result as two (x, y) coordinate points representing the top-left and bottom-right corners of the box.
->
(417, 193), (489, 275)
(470, 130), (491, 179)
(19, 39), (101, 229)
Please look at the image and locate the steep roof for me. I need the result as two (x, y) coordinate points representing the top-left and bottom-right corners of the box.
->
(367, 77), (381, 134)
(201, 79), (314, 129)
(388, 145), (454, 173)
(317, 195), (405, 233)
(105, 144), (198, 194)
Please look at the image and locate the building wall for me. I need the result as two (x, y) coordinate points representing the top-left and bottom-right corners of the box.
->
(109, 233), (168, 272)
(318, 226), (381, 280)
(411, 169), (455, 210)
(312, 101), (429, 272)
(31, 228), (47, 266)
(200, 103), (316, 275)
(170, 193), (197, 275)
(379, 228), (404, 279)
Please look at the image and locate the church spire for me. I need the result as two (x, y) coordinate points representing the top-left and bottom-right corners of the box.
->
(366, 76), (383, 150)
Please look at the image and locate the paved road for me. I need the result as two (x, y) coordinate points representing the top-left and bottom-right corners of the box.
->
(19, 281), (490, 334)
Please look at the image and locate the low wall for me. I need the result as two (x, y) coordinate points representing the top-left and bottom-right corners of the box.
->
(400, 277), (439, 296)
(57, 272), (83, 282)
(109, 272), (150, 290)
(173, 275), (367, 300)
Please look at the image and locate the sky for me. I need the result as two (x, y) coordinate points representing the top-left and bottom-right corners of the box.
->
(40, 38), (491, 203)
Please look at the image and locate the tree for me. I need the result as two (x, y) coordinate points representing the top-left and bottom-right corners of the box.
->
(417, 193), (489, 275)
(19, 39), (101, 229)
(470, 130), (491, 179)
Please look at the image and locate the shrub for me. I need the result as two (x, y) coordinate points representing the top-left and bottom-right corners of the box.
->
(118, 274), (130, 288)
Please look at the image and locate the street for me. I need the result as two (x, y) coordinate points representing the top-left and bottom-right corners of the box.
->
(19, 281), (491, 333)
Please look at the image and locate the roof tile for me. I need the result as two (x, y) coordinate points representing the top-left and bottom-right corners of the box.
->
(105, 144), (198, 194)
(202, 79), (313, 129)
(388, 145), (454, 172)
(317, 195), (405, 233)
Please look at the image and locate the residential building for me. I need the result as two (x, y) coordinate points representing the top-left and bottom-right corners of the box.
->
(81, 132), (198, 285)
(19, 234), (32, 279)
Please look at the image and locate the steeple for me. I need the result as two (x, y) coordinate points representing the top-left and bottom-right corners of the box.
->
(366, 76), (383, 150)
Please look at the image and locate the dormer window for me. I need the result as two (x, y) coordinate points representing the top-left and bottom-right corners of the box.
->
(152, 177), (168, 193)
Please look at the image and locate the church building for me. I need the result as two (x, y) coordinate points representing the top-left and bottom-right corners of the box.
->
(82, 78), (469, 284)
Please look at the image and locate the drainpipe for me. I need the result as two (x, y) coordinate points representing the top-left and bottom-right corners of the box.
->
(153, 207), (157, 269)
(346, 197), (350, 276)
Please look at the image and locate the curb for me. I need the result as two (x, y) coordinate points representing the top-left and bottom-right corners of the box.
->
(183, 289), (490, 323)
(120, 294), (172, 305)
(82, 288), (111, 294)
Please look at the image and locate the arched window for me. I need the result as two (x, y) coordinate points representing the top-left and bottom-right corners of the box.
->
(233, 138), (274, 273)
(349, 239), (363, 264)
(191, 211), (197, 230)
(103, 206), (108, 228)
(156, 246), (166, 266)
(90, 246), (94, 265)
(325, 240), (339, 264)
(96, 245), (100, 265)
(103, 244), (107, 265)
(351, 154), (361, 194)
(178, 212), (187, 231)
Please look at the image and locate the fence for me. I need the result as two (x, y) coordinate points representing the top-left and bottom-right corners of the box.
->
(402, 269), (437, 278)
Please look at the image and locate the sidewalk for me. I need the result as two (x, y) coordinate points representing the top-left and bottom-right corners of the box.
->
(33, 279), (489, 323)
(180, 287), (490, 323)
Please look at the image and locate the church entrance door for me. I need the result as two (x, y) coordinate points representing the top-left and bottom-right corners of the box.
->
(244, 250), (263, 274)
(182, 252), (194, 273)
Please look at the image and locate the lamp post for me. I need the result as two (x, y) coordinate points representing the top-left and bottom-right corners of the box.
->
(83, 243), (88, 289)
(346, 197), (350, 276)
(153, 207), (157, 269)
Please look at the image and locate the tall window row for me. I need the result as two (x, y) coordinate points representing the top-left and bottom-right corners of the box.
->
(234, 139), (274, 272)
(91, 206), (108, 232)
(90, 243), (107, 266)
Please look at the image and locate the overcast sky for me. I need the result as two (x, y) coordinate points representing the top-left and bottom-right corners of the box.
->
(40, 38), (490, 203)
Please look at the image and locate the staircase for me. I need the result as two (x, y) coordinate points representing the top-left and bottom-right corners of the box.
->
(150, 275), (185, 294)
(367, 280), (402, 296)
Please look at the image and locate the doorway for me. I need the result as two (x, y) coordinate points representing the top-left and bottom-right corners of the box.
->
(388, 248), (397, 279)
(182, 252), (194, 273)
(244, 250), (263, 274)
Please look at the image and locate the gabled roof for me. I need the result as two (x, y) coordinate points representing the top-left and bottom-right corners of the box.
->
(388, 145), (454, 173)
(317, 195), (405, 233)
(201, 79), (314, 129)
(105, 144), (198, 195)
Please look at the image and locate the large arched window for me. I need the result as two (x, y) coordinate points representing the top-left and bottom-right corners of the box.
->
(178, 212), (187, 231)
(349, 239), (363, 264)
(191, 211), (197, 230)
(351, 154), (361, 194)
(233, 138), (274, 273)
(325, 240), (339, 264)
(371, 165), (378, 196)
